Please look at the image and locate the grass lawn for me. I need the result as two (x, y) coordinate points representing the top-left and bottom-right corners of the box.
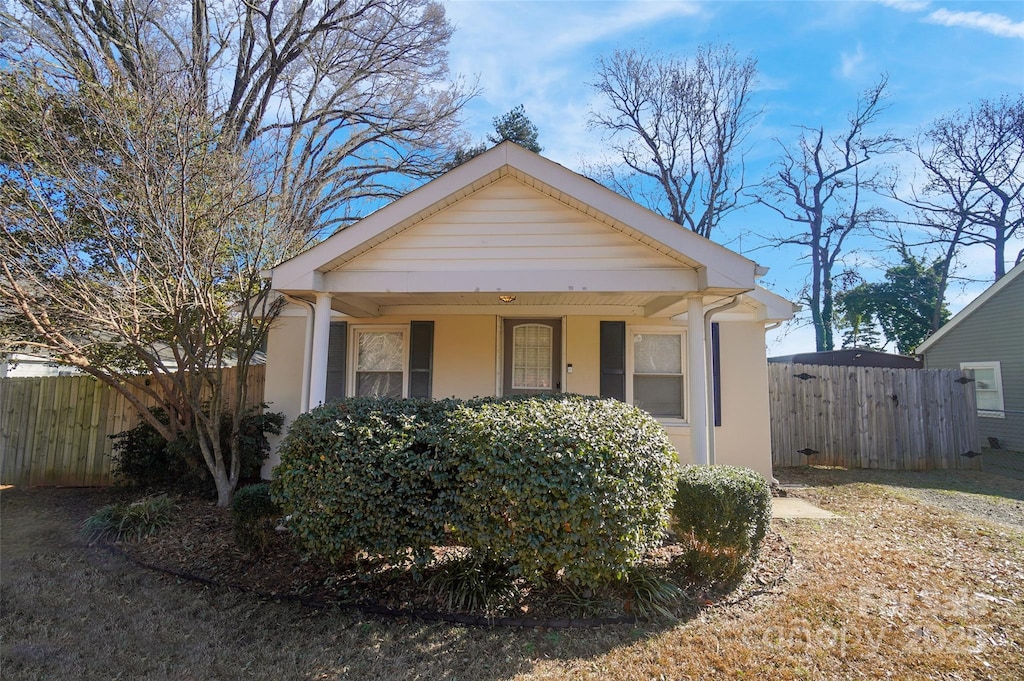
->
(2, 467), (1022, 680)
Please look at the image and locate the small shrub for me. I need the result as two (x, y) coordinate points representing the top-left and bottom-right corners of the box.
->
(232, 483), (279, 554)
(670, 465), (771, 588)
(443, 395), (678, 588)
(81, 494), (177, 542)
(111, 406), (284, 496)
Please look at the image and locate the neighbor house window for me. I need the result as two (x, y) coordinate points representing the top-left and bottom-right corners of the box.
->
(353, 328), (406, 398)
(961, 361), (1005, 418)
(631, 330), (685, 419)
(512, 323), (553, 390)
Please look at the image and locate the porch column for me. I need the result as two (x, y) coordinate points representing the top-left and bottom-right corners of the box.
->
(687, 296), (709, 466)
(307, 292), (333, 409)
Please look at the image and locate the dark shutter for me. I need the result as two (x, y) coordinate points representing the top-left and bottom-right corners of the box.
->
(711, 322), (722, 427)
(408, 321), (434, 399)
(325, 321), (348, 402)
(599, 321), (626, 401)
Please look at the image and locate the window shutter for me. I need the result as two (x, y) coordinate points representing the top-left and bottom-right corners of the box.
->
(712, 322), (722, 427)
(325, 321), (347, 402)
(409, 321), (434, 399)
(600, 321), (626, 401)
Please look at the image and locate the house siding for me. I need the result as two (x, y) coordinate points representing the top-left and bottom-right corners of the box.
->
(337, 177), (683, 273)
(922, 271), (1024, 450)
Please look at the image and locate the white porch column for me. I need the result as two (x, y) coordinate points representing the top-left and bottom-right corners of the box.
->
(687, 296), (709, 466)
(307, 292), (333, 409)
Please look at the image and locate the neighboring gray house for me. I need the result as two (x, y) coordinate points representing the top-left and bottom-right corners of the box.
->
(917, 261), (1024, 451)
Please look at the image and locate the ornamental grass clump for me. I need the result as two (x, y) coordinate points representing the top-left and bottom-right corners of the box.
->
(81, 494), (177, 542)
(442, 395), (678, 588)
(670, 465), (772, 588)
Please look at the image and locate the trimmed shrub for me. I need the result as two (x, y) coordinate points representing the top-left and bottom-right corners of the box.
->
(111, 406), (284, 496)
(271, 397), (459, 567)
(81, 494), (177, 542)
(232, 483), (279, 554)
(443, 395), (678, 587)
(670, 465), (771, 588)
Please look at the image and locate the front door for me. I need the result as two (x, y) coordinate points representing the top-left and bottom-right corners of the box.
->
(502, 319), (562, 396)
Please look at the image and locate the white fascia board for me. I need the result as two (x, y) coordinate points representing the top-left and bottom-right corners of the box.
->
(745, 285), (799, 323)
(916, 260), (1024, 354)
(271, 148), (512, 289)
(272, 142), (762, 293)
(322, 267), (700, 294)
(502, 144), (760, 289)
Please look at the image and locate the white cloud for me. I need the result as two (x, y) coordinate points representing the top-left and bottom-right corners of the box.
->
(874, 0), (931, 12)
(839, 43), (867, 79)
(926, 8), (1024, 39)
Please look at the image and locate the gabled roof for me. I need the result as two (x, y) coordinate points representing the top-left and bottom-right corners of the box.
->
(916, 260), (1024, 354)
(270, 142), (763, 294)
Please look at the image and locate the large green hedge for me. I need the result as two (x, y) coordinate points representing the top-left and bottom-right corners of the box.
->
(271, 397), (457, 567)
(443, 396), (678, 586)
(271, 395), (678, 586)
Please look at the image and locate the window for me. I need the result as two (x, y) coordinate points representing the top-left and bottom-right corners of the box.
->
(631, 331), (685, 419)
(353, 328), (406, 398)
(961, 362), (1005, 418)
(512, 323), (553, 390)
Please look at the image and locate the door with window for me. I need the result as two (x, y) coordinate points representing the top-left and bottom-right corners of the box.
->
(502, 319), (562, 396)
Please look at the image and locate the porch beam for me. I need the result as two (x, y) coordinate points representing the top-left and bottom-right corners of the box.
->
(322, 268), (701, 294)
(331, 295), (380, 318)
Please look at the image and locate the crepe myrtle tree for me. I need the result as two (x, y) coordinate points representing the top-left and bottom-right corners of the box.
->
(0, 67), (298, 507)
(1, 0), (473, 506)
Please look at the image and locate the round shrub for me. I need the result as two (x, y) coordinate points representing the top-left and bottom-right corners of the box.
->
(270, 397), (458, 567)
(670, 465), (771, 587)
(442, 395), (678, 587)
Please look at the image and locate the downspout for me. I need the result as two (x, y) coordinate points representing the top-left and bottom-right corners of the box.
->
(704, 295), (744, 466)
(281, 294), (315, 413)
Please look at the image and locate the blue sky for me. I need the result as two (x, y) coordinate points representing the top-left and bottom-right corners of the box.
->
(441, 0), (1024, 354)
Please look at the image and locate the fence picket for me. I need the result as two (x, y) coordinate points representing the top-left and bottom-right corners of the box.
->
(770, 363), (981, 471)
(0, 366), (265, 487)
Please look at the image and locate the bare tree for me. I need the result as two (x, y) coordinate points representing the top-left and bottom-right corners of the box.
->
(0, 0), (473, 506)
(0, 65), (298, 506)
(587, 44), (759, 240)
(1, 0), (474, 237)
(891, 94), (1023, 331)
(758, 78), (902, 351)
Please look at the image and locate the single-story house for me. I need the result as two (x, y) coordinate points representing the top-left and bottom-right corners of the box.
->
(263, 142), (795, 479)
(917, 260), (1024, 451)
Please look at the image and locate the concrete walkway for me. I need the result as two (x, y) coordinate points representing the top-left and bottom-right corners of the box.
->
(772, 496), (838, 519)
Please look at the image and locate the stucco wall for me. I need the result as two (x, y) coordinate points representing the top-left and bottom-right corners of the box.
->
(261, 310), (774, 478)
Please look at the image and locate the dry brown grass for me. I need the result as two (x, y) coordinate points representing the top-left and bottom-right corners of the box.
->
(2, 468), (1022, 680)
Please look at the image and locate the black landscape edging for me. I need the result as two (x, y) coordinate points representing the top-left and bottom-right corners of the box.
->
(100, 543), (640, 629)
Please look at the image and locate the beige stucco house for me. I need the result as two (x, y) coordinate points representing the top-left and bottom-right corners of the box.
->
(263, 142), (795, 479)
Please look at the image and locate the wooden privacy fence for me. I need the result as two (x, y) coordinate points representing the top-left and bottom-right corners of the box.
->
(0, 365), (265, 487)
(769, 363), (981, 470)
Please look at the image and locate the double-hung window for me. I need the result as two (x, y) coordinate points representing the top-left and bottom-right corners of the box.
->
(961, 361), (1005, 418)
(630, 330), (686, 419)
(353, 327), (407, 398)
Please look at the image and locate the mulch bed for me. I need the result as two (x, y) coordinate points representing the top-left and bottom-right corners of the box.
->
(111, 495), (793, 627)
